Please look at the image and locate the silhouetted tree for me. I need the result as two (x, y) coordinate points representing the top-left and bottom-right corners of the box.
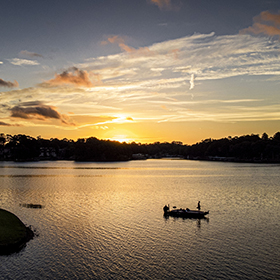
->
(1, 131), (280, 162)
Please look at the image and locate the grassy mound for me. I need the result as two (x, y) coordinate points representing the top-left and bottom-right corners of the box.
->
(0, 209), (34, 255)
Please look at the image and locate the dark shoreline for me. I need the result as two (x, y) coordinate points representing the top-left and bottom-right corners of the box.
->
(186, 157), (280, 164)
(1, 132), (280, 163)
(1, 157), (280, 164)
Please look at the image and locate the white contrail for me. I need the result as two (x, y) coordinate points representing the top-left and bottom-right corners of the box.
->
(189, 73), (195, 90)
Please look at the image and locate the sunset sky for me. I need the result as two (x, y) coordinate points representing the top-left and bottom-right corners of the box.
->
(1, 0), (280, 144)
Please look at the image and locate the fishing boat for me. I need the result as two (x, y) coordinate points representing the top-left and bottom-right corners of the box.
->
(163, 205), (209, 218)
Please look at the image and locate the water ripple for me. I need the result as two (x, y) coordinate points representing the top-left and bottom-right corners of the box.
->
(0, 160), (279, 280)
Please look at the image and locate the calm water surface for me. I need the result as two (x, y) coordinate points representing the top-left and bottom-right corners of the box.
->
(0, 159), (279, 280)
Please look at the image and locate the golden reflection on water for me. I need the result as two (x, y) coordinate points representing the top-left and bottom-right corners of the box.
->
(0, 166), (122, 169)
(0, 174), (104, 177)
(0, 174), (233, 178)
(0, 160), (279, 280)
(0, 165), (226, 171)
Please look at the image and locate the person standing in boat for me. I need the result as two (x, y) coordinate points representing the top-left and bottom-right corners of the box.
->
(163, 205), (169, 213)
(197, 201), (201, 211)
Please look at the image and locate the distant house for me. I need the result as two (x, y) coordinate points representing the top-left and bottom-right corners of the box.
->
(39, 147), (57, 159)
(132, 153), (147, 160)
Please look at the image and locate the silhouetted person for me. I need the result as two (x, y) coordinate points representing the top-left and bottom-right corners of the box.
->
(197, 201), (201, 211)
(163, 205), (169, 213)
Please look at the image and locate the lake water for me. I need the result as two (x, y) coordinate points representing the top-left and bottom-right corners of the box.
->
(0, 159), (279, 280)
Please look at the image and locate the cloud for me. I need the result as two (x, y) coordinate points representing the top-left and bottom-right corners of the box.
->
(20, 50), (43, 58)
(2, 32), (280, 128)
(161, 105), (169, 110)
(101, 35), (126, 46)
(102, 35), (153, 56)
(41, 67), (98, 88)
(10, 102), (74, 125)
(0, 78), (19, 88)
(0, 121), (21, 127)
(149, 0), (173, 10)
(189, 74), (195, 90)
(0, 61), (3, 64)
(9, 58), (40, 66)
(92, 115), (134, 126)
(240, 11), (280, 37)
(86, 32), (280, 87)
(75, 32), (280, 123)
(0, 121), (12, 126)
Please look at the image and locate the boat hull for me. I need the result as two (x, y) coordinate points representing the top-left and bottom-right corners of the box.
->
(164, 209), (209, 219)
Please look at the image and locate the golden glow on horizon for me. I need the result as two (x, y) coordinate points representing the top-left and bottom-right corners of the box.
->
(2, 30), (280, 144)
(2, 117), (279, 146)
(110, 135), (134, 143)
(93, 114), (134, 126)
(103, 128), (137, 143)
(112, 115), (134, 124)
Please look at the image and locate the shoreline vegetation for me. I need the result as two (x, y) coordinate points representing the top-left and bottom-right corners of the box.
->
(1, 132), (280, 163)
(0, 209), (34, 255)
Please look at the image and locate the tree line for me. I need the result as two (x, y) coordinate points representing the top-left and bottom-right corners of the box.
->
(0, 132), (280, 162)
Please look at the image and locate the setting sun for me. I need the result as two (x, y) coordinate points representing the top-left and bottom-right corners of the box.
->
(1, 1), (280, 279)
(103, 128), (137, 143)
(111, 135), (132, 143)
(1, 1), (280, 145)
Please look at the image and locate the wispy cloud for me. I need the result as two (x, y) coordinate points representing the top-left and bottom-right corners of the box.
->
(2, 32), (280, 129)
(41, 67), (99, 88)
(0, 120), (21, 127)
(102, 35), (153, 56)
(92, 115), (134, 126)
(86, 32), (280, 87)
(20, 50), (43, 58)
(77, 32), (280, 123)
(9, 58), (40, 66)
(240, 11), (280, 37)
(0, 78), (18, 88)
(148, 0), (177, 11)
(10, 101), (74, 125)
(0, 121), (12, 126)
